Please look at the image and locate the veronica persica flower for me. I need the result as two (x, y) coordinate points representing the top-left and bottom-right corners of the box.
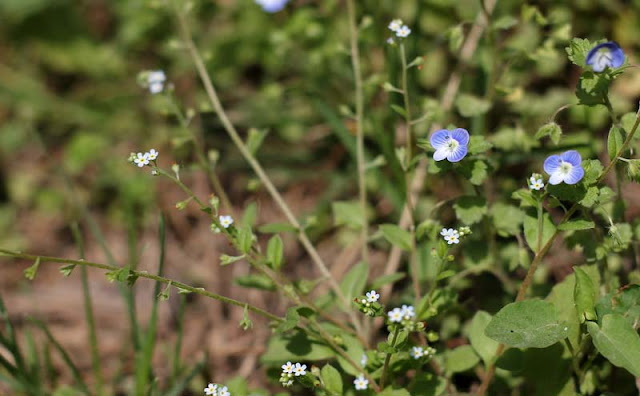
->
(255, 0), (289, 12)
(544, 150), (585, 185)
(430, 128), (469, 162)
(586, 42), (625, 72)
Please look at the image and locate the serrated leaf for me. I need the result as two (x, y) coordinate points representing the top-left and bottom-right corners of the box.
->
(574, 267), (598, 323)
(558, 219), (595, 231)
(453, 196), (487, 225)
(576, 71), (610, 106)
(485, 300), (569, 348)
(460, 160), (489, 186)
(607, 125), (626, 161)
(467, 136), (493, 154)
(587, 314), (640, 377)
(266, 235), (284, 271)
(320, 364), (343, 395)
(456, 94), (492, 117)
(379, 224), (412, 251)
(535, 122), (562, 145)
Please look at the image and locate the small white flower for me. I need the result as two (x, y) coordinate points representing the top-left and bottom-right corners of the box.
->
(218, 386), (230, 396)
(396, 25), (411, 38)
(529, 175), (544, 191)
(388, 19), (403, 32)
(354, 374), (369, 390)
(293, 362), (307, 376)
(410, 346), (425, 359)
(440, 228), (460, 245)
(147, 149), (159, 161)
(388, 307), (403, 323)
(281, 361), (295, 375)
(147, 70), (166, 94)
(219, 215), (234, 229)
(360, 353), (367, 366)
(204, 383), (218, 396)
(401, 304), (415, 320)
(365, 290), (379, 303)
(133, 152), (150, 167)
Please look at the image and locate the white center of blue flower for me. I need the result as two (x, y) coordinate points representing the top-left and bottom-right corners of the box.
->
(595, 48), (613, 69)
(559, 161), (573, 175)
(446, 139), (459, 152)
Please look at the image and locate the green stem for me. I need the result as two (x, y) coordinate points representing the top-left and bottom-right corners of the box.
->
(380, 326), (400, 389)
(0, 249), (283, 323)
(173, 5), (364, 336)
(345, 0), (369, 265)
(70, 223), (104, 396)
(476, 107), (640, 396)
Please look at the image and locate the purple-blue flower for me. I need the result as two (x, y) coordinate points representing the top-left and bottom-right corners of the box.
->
(255, 0), (289, 12)
(585, 42), (625, 72)
(543, 150), (584, 185)
(430, 128), (469, 162)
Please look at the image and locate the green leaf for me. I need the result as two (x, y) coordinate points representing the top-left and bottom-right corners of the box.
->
(24, 257), (40, 281)
(467, 136), (493, 154)
(332, 201), (364, 230)
(379, 224), (412, 251)
(453, 196), (487, 225)
(535, 122), (562, 145)
(258, 222), (298, 234)
(573, 267), (598, 322)
(485, 300), (569, 348)
(523, 210), (556, 252)
(512, 189), (538, 208)
(595, 284), (640, 328)
(460, 160), (489, 185)
(581, 159), (604, 185)
(492, 15), (518, 30)
(587, 314), (640, 377)
(566, 38), (595, 68)
(260, 331), (334, 363)
(237, 226), (254, 254)
(446, 24), (464, 52)
(370, 273), (406, 289)
(410, 374), (447, 396)
(379, 388), (411, 396)
(390, 104), (407, 117)
(246, 128), (269, 156)
(266, 235), (284, 271)
(320, 364), (343, 395)
(335, 333), (365, 376)
(277, 307), (300, 332)
(576, 71), (610, 106)
(59, 264), (76, 277)
(558, 219), (595, 231)
(469, 311), (500, 366)
(456, 94), (492, 117)
(607, 125), (626, 161)
(234, 274), (276, 291)
(491, 203), (524, 237)
(220, 254), (245, 266)
(445, 345), (480, 373)
(339, 261), (369, 304)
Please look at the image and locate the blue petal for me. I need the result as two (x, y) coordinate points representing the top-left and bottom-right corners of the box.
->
(543, 155), (562, 175)
(450, 128), (469, 146)
(610, 45), (625, 68)
(447, 145), (467, 162)
(256, 0), (289, 12)
(560, 150), (582, 166)
(564, 166), (584, 185)
(586, 42), (625, 71)
(430, 129), (451, 150)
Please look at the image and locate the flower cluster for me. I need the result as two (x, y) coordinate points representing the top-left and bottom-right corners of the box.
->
(529, 173), (545, 191)
(388, 304), (415, 323)
(430, 128), (469, 163)
(387, 18), (411, 43)
(440, 226), (470, 245)
(586, 42), (625, 72)
(255, 0), (289, 13)
(279, 361), (307, 387)
(353, 374), (369, 390)
(129, 149), (159, 168)
(204, 383), (230, 396)
(544, 150), (584, 185)
(409, 345), (436, 360)
(356, 290), (384, 317)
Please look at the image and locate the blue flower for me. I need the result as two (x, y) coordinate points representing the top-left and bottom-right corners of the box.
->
(255, 0), (289, 12)
(543, 150), (584, 185)
(586, 42), (625, 72)
(430, 128), (469, 162)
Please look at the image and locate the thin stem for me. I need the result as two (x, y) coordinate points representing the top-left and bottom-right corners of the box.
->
(476, 108), (640, 396)
(71, 223), (104, 396)
(173, 6), (364, 336)
(345, 0), (369, 265)
(380, 326), (400, 389)
(0, 249), (283, 323)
